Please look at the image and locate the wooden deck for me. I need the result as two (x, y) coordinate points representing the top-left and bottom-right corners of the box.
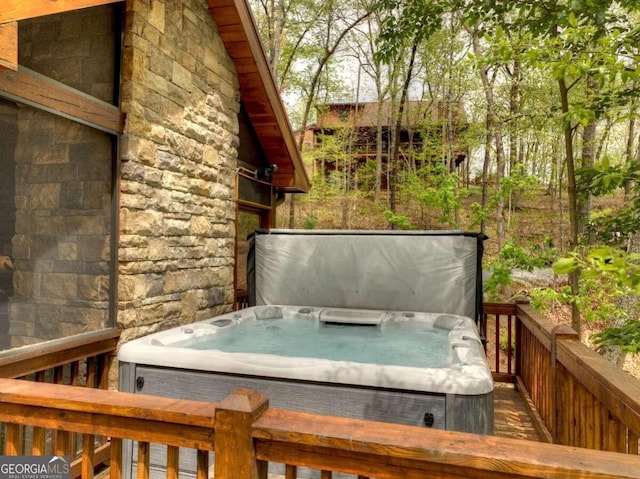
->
(493, 383), (543, 442)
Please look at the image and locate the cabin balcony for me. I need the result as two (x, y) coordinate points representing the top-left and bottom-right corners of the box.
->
(0, 301), (638, 479)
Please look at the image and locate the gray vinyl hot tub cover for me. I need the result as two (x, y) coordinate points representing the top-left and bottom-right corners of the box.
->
(247, 230), (485, 322)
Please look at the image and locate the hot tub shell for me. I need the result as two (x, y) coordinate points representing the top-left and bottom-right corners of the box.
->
(118, 230), (492, 478)
(119, 305), (493, 433)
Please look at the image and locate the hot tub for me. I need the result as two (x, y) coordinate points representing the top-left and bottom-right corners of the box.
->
(118, 305), (493, 433)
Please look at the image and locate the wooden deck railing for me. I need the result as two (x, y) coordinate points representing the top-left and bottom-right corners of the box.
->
(2, 306), (640, 476)
(0, 329), (119, 382)
(0, 329), (120, 477)
(483, 302), (518, 382)
(1, 379), (639, 479)
(486, 302), (640, 455)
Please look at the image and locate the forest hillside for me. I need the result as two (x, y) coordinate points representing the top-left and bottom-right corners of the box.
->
(277, 183), (622, 260)
(275, 185), (640, 379)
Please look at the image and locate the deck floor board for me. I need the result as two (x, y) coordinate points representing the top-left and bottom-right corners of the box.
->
(493, 382), (543, 442)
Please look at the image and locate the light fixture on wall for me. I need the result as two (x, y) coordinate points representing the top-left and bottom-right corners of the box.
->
(260, 164), (278, 182)
(236, 164), (278, 182)
(236, 166), (259, 178)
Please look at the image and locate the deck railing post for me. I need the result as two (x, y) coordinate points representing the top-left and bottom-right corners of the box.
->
(551, 325), (579, 444)
(214, 388), (270, 479)
(515, 299), (529, 378)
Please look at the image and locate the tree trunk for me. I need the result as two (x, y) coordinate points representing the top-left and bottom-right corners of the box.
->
(578, 76), (598, 245)
(375, 102), (383, 203)
(579, 119), (596, 244)
(388, 42), (418, 226)
(480, 111), (491, 236)
(288, 195), (296, 228)
(468, 25), (506, 249)
(625, 100), (637, 199)
(558, 76), (581, 334)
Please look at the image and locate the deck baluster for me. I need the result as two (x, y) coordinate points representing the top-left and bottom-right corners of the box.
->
(110, 438), (123, 479)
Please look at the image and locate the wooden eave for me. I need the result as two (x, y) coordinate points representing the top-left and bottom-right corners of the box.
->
(207, 0), (310, 193)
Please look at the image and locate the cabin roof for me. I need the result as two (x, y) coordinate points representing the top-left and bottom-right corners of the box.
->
(207, 0), (310, 193)
(316, 101), (468, 129)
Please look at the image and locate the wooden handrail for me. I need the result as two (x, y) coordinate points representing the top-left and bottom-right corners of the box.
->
(557, 336), (640, 440)
(0, 329), (120, 379)
(1, 380), (640, 479)
(0, 329), (121, 477)
(516, 303), (555, 350)
(253, 406), (639, 478)
(515, 302), (640, 454)
(0, 378), (217, 449)
(483, 302), (517, 316)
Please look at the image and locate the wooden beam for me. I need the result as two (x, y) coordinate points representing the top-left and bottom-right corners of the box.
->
(0, 66), (124, 134)
(0, 0), (123, 23)
(0, 22), (17, 70)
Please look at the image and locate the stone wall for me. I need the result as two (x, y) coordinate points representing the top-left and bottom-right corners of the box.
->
(118, 0), (239, 341)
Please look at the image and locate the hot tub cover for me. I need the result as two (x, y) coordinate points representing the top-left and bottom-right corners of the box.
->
(248, 230), (485, 323)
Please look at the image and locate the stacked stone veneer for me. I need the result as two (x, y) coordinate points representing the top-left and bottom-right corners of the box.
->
(118, 0), (239, 341)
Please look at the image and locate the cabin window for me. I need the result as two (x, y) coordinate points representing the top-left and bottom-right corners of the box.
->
(0, 5), (122, 351)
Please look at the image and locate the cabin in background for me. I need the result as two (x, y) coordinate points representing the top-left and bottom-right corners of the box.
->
(298, 101), (469, 189)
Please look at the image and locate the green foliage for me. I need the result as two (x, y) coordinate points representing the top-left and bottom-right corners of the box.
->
(373, 0), (446, 62)
(382, 210), (413, 229)
(470, 174), (540, 229)
(552, 246), (640, 293)
(483, 260), (513, 301)
(358, 160), (381, 194)
(302, 212), (319, 229)
(592, 319), (640, 355)
(499, 329), (515, 353)
(469, 202), (488, 228)
(530, 277), (624, 324)
(484, 239), (557, 301)
(420, 174), (462, 226)
(550, 148), (640, 354)
(396, 164), (466, 227)
(578, 159), (640, 196)
(528, 286), (569, 313)
(548, 245), (639, 353)
(577, 160), (640, 247)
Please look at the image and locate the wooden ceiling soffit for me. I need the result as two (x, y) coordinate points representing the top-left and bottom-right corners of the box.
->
(0, 22), (17, 70)
(0, 66), (124, 134)
(208, 0), (310, 193)
(0, 0), (123, 23)
(272, 172), (296, 190)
